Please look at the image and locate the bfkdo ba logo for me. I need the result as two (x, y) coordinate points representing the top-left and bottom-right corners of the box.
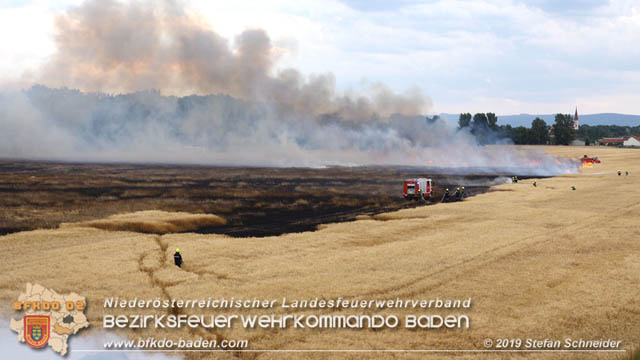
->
(24, 315), (50, 348)
(10, 284), (90, 356)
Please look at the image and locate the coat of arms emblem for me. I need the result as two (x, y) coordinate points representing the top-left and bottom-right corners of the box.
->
(24, 315), (50, 348)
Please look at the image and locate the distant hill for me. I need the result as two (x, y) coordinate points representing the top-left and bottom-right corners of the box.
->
(439, 113), (640, 128)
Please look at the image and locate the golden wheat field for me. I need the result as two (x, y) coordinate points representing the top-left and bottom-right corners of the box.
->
(1, 146), (639, 359)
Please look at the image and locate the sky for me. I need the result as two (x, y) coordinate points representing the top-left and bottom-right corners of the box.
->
(0, 0), (638, 115)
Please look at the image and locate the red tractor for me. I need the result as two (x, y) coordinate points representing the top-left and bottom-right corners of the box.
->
(403, 178), (433, 200)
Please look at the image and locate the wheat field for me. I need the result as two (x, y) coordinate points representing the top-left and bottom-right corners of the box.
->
(1, 146), (639, 359)
(60, 210), (227, 233)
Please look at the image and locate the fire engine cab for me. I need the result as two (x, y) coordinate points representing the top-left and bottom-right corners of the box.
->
(403, 178), (433, 200)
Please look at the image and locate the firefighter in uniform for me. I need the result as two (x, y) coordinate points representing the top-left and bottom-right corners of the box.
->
(454, 187), (461, 201)
(174, 248), (183, 268)
(443, 188), (450, 202)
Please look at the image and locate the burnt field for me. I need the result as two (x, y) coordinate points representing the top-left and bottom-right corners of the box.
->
(0, 160), (522, 237)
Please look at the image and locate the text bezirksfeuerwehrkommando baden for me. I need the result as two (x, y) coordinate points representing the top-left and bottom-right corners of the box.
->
(104, 297), (472, 329)
(104, 297), (471, 310)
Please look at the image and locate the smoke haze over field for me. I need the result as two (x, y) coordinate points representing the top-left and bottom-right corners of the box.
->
(0, 0), (577, 175)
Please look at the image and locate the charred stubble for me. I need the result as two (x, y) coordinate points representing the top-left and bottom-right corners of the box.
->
(0, 160), (519, 237)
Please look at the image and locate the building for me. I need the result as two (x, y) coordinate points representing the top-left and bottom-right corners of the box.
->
(599, 136), (640, 147)
(573, 107), (579, 130)
(599, 138), (624, 146)
(623, 136), (640, 147)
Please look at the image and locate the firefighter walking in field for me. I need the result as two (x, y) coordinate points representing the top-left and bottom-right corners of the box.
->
(453, 187), (461, 201)
(174, 248), (183, 268)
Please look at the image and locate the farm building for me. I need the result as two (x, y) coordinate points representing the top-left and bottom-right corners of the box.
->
(624, 136), (640, 147)
(598, 136), (640, 147)
(599, 138), (624, 146)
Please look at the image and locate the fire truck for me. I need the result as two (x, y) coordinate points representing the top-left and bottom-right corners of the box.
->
(581, 155), (601, 164)
(403, 178), (433, 200)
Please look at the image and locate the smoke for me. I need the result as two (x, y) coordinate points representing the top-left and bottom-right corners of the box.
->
(0, 0), (578, 175)
(35, 0), (426, 120)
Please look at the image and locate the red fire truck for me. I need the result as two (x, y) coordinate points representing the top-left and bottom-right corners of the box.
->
(403, 178), (433, 200)
(581, 155), (601, 164)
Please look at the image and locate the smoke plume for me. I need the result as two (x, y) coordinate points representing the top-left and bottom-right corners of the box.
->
(0, 0), (577, 175)
(37, 0), (426, 120)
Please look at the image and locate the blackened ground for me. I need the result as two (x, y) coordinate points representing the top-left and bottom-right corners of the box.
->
(0, 160), (538, 237)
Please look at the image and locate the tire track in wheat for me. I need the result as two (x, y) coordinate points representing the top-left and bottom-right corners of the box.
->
(137, 235), (246, 359)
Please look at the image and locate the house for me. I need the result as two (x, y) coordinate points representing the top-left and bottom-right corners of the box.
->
(623, 136), (640, 147)
(599, 138), (625, 146)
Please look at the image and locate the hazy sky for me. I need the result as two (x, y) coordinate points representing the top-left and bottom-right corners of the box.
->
(1, 0), (638, 115)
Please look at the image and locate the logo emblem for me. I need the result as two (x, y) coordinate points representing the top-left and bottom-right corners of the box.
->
(24, 315), (50, 348)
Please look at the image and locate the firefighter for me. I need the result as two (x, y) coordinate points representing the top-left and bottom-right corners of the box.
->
(442, 188), (450, 202)
(459, 186), (465, 200)
(174, 248), (183, 268)
(454, 187), (461, 201)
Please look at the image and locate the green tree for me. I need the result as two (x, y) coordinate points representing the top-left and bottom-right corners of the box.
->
(530, 117), (549, 144)
(512, 126), (531, 145)
(552, 114), (575, 145)
(472, 113), (489, 130)
(458, 113), (472, 129)
(486, 112), (498, 130)
(471, 113), (490, 144)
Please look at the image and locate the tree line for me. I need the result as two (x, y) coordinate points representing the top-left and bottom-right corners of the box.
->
(458, 113), (577, 145)
(457, 113), (640, 145)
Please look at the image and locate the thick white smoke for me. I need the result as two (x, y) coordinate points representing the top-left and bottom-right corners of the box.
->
(0, 0), (578, 175)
